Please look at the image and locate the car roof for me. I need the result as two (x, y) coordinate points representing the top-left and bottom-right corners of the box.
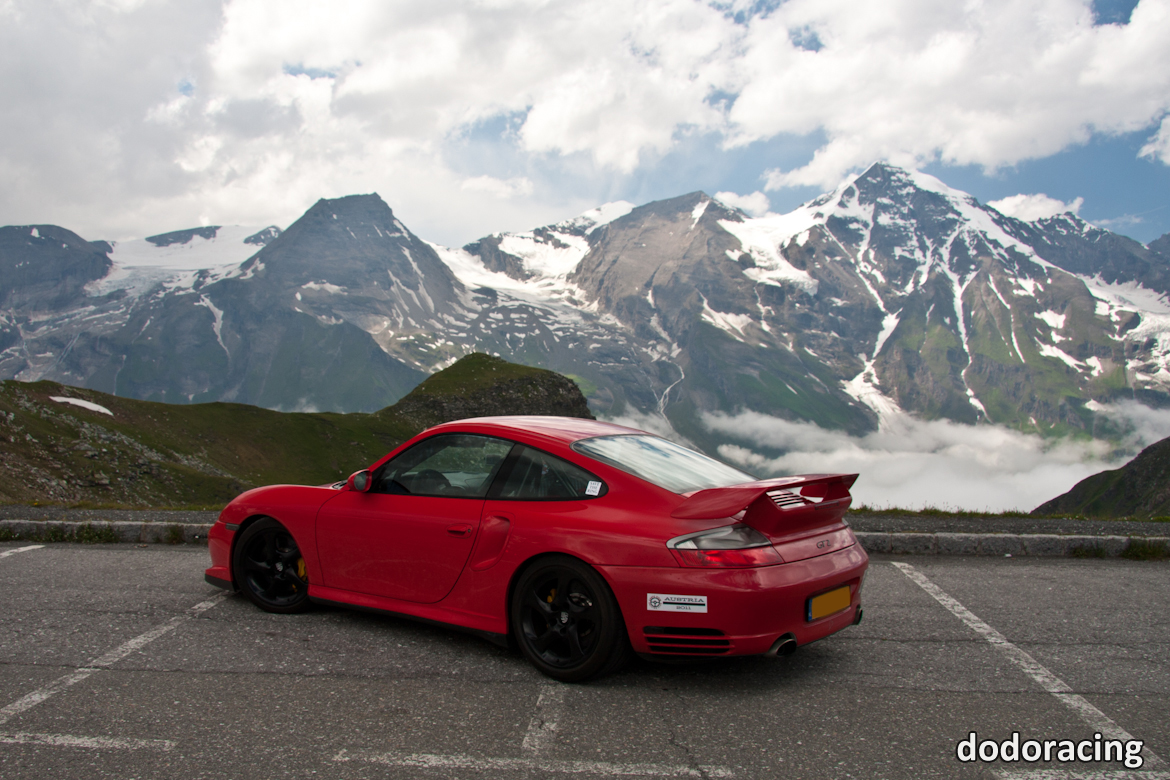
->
(424, 415), (643, 446)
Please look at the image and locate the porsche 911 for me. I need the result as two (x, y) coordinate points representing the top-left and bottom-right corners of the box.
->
(204, 416), (868, 681)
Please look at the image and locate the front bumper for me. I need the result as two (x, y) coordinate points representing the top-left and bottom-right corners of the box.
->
(203, 518), (235, 589)
(598, 543), (868, 657)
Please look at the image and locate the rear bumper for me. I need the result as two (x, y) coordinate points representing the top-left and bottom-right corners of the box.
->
(598, 543), (868, 657)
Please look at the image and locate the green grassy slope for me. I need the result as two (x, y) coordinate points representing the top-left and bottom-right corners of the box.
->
(0, 353), (591, 508)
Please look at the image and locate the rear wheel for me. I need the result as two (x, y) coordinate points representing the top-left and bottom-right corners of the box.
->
(232, 518), (310, 614)
(510, 556), (631, 682)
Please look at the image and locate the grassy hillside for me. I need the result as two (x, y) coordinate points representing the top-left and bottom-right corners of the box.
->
(1032, 436), (1170, 518)
(0, 354), (590, 508)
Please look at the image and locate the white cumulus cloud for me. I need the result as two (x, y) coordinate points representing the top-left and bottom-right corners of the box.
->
(1, 0), (1169, 243)
(989, 193), (1085, 221)
(715, 190), (772, 216)
(1140, 114), (1170, 164)
(461, 175), (535, 199)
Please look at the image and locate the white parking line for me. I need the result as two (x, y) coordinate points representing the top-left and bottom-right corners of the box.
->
(521, 684), (567, 754)
(333, 749), (735, 777)
(0, 732), (175, 751)
(0, 545), (44, 560)
(892, 562), (1165, 777)
(0, 592), (226, 728)
(335, 680), (735, 777)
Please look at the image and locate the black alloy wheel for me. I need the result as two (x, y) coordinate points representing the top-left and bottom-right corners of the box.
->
(232, 518), (311, 614)
(510, 555), (631, 682)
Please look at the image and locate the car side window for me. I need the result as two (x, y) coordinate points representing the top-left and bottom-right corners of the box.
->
(372, 434), (514, 498)
(491, 445), (606, 500)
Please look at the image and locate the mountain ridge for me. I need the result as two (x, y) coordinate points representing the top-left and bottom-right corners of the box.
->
(3, 164), (1170, 465)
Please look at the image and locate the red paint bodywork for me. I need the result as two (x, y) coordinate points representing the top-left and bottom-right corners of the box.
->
(205, 416), (869, 657)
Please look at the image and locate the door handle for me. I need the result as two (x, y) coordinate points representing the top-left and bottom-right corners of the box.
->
(446, 523), (474, 537)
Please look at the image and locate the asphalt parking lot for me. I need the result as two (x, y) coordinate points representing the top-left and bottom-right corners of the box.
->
(0, 543), (1166, 780)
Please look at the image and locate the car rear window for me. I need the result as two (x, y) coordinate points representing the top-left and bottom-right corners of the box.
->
(571, 434), (755, 494)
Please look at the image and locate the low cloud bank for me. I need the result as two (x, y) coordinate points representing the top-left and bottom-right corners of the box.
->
(701, 403), (1170, 512)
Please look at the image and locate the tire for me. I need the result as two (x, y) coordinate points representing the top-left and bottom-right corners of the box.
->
(232, 518), (311, 614)
(510, 555), (631, 682)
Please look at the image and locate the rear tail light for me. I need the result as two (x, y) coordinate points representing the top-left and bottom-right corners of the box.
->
(667, 524), (783, 568)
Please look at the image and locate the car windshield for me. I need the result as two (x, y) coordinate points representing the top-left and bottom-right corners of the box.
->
(571, 434), (755, 494)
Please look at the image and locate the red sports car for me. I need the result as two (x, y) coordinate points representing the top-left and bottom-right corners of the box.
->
(205, 416), (867, 681)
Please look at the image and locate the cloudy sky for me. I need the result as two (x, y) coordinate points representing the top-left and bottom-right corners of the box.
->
(1, 0), (1168, 248)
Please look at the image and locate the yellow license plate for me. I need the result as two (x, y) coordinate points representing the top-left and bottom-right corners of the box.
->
(808, 586), (851, 621)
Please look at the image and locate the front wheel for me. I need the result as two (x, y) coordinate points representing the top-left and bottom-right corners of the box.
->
(232, 518), (311, 614)
(510, 556), (631, 682)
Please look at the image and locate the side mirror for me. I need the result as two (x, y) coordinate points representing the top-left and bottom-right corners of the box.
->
(348, 470), (372, 493)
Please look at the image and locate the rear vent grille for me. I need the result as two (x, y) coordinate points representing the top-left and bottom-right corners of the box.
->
(769, 489), (810, 509)
(643, 627), (731, 655)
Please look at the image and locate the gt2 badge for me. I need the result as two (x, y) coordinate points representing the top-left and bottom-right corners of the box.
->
(647, 593), (708, 613)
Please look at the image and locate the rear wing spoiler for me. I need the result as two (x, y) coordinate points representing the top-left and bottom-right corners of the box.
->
(671, 473), (858, 537)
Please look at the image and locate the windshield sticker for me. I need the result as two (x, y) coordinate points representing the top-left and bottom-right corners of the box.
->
(585, 480), (603, 496)
(647, 593), (708, 613)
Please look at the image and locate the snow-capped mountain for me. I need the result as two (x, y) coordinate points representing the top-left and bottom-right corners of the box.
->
(3, 163), (1169, 450)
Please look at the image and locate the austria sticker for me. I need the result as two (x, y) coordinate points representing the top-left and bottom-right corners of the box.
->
(647, 593), (708, 613)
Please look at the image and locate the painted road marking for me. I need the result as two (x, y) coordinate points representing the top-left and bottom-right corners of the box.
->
(333, 750), (736, 777)
(892, 562), (1165, 777)
(0, 545), (44, 560)
(0, 732), (174, 751)
(521, 683), (567, 755)
(0, 592), (226, 728)
(335, 680), (735, 777)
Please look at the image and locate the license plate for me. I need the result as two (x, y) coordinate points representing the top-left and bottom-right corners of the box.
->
(807, 586), (851, 621)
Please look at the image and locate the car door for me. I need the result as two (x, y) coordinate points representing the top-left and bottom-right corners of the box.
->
(316, 434), (514, 603)
(480, 443), (608, 559)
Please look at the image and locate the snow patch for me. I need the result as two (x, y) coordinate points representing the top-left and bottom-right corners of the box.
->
(690, 199), (709, 229)
(842, 359), (904, 427)
(720, 215), (819, 295)
(196, 295), (229, 357)
(699, 294), (752, 341)
(51, 396), (112, 416)
(873, 311), (900, 358)
(108, 226), (264, 271)
(1038, 342), (1083, 369)
(1080, 277), (1170, 316)
(498, 231), (590, 278)
(568, 201), (635, 233)
(301, 281), (346, 294)
(1036, 310), (1066, 330)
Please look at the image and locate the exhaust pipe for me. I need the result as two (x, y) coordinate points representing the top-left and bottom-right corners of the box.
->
(766, 633), (797, 657)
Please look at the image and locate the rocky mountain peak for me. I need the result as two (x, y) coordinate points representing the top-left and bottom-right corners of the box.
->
(569, 191), (748, 319)
(145, 226), (221, 247)
(0, 225), (114, 311)
(241, 193), (462, 301)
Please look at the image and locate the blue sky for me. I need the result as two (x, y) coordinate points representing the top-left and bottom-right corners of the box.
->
(0, 0), (1167, 247)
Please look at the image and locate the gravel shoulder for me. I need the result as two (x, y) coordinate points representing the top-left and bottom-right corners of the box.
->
(0, 504), (219, 525)
(848, 512), (1170, 537)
